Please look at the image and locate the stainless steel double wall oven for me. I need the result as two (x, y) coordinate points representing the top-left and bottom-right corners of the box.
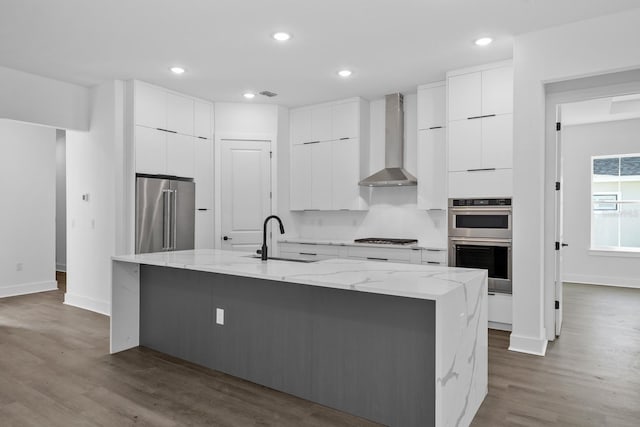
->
(448, 198), (512, 294)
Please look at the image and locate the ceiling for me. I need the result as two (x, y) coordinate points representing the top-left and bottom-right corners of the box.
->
(1, 0), (639, 107)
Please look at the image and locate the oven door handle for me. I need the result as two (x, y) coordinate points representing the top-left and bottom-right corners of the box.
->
(450, 238), (512, 247)
(449, 207), (512, 214)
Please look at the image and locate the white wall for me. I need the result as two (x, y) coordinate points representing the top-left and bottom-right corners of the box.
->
(0, 65), (89, 131)
(563, 118), (640, 288)
(512, 7), (640, 353)
(0, 120), (57, 297)
(65, 81), (124, 315)
(285, 93), (447, 249)
(56, 129), (66, 271)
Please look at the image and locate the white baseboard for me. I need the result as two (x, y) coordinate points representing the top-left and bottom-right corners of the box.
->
(509, 333), (548, 356)
(56, 263), (66, 272)
(563, 274), (640, 289)
(64, 292), (110, 316)
(0, 280), (58, 298)
(489, 321), (512, 332)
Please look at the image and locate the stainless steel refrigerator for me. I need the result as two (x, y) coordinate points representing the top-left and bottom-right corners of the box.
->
(136, 175), (195, 254)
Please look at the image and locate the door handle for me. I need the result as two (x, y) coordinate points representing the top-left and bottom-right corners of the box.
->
(562, 243), (569, 247)
(162, 189), (172, 250)
(223, 236), (232, 241)
(171, 189), (177, 250)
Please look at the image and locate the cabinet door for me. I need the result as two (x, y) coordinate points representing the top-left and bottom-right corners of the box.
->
(482, 114), (513, 169)
(135, 84), (166, 129)
(482, 66), (513, 116)
(166, 133), (195, 178)
(448, 72), (481, 121)
(195, 209), (214, 249)
(332, 139), (361, 210)
(194, 100), (213, 139)
(311, 142), (333, 210)
(290, 144), (312, 210)
(417, 128), (447, 210)
(417, 84), (446, 130)
(290, 109), (312, 145)
(194, 138), (213, 209)
(167, 93), (195, 135)
(311, 105), (333, 142)
(135, 126), (167, 174)
(331, 101), (359, 140)
(448, 119), (482, 172)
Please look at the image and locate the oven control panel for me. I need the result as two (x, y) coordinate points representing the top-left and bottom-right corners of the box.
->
(450, 198), (511, 207)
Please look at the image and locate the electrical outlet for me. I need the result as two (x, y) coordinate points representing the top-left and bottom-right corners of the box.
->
(216, 308), (224, 325)
(16, 262), (23, 271)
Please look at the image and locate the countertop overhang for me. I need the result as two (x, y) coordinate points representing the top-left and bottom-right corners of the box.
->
(112, 249), (485, 301)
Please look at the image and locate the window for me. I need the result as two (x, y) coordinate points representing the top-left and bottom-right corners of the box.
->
(591, 154), (640, 250)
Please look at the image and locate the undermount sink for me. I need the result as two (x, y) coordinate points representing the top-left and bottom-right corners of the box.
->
(246, 255), (317, 263)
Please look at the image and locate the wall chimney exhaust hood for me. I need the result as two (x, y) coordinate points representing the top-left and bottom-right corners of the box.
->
(359, 93), (417, 187)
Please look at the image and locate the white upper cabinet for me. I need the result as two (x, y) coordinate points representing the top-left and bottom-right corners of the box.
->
(166, 133), (195, 178)
(134, 81), (211, 137)
(481, 114), (513, 169)
(417, 128), (447, 210)
(194, 100), (213, 139)
(448, 72), (482, 121)
(135, 126), (167, 175)
(332, 100), (359, 139)
(166, 93), (194, 136)
(311, 105), (333, 142)
(448, 119), (482, 172)
(194, 138), (213, 209)
(135, 83), (166, 130)
(417, 83), (446, 130)
(481, 66), (513, 116)
(289, 97), (369, 211)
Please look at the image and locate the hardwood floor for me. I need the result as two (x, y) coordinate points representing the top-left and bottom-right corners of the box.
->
(0, 282), (638, 426)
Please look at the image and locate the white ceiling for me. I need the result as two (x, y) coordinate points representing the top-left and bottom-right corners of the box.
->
(1, 0), (639, 107)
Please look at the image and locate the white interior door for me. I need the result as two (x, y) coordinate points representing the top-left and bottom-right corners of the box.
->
(554, 106), (565, 336)
(220, 139), (272, 252)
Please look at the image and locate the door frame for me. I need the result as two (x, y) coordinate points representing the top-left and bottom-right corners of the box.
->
(543, 77), (640, 341)
(214, 132), (277, 250)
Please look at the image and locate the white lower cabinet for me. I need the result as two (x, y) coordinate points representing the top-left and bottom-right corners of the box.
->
(195, 209), (214, 249)
(278, 243), (340, 261)
(488, 293), (512, 329)
(421, 249), (447, 265)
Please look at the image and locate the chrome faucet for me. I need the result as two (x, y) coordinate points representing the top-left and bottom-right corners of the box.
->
(261, 215), (285, 261)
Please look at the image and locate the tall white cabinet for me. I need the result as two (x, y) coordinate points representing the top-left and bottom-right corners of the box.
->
(447, 62), (513, 198)
(417, 82), (447, 210)
(130, 80), (215, 249)
(289, 98), (369, 211)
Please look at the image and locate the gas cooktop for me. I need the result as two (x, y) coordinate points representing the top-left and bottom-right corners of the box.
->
(354, 238), (418, 246)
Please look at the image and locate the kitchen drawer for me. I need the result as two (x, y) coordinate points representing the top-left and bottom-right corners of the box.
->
(279, 251), (336, 262)
(346, 246), (414, 263)
(488, 293), (512, 325)
(422, 249), (446, 265)
(278, 243), (339, 257)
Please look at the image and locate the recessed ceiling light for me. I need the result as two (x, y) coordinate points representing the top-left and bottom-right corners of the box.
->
(474, 37), (493, 47)
(338, 69), (353, 78)
(272, 32), (291, 42)
(243, 92), (256, 99)
(170, 66), (186, 74)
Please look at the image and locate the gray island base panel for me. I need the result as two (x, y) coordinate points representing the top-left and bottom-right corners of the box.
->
(141, 266), (435, 427)
(111, 249), (488, 427)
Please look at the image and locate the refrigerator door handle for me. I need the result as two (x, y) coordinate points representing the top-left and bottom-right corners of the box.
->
(171, 189), (178, 250)
(162, 189), (172, 250)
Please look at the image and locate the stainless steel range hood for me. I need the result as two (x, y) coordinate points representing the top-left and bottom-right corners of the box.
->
(359, 93), (417, 187)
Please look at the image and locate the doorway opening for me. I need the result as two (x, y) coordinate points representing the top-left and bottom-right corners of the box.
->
(546, 76), (640, 340)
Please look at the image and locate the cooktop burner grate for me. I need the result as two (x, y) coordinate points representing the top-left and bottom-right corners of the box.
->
(354, 238), (418, 245)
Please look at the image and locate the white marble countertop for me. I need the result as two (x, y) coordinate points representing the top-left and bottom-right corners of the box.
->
(278, 238), (446, 251)
(112, 249), (485, 301)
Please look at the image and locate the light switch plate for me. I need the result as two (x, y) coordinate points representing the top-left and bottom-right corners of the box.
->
(216, 308), (224, 325)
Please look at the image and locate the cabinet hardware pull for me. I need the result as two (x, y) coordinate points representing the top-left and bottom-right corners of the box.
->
(467, 168), (497, 172)
(467, 114), (496, 120)
(303, 140), (321, 145)
(299, 242), (317, 245)
(197, 136), (208, 140)
(426, 261), (440, 265)
(426, 249), (442, 252)
(303, 209), (320, 211)
(488, 292), (496, 296)
(299, 252), (317, 256)
(367, 257), (388, 261)
(428, 126), (443, 130)
(339, 137), (350, 140)
(156, 128), (178, 133)
(197, 208), (209, 211)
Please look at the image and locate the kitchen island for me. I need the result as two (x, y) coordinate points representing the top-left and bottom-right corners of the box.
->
(111, 249), (487, 427)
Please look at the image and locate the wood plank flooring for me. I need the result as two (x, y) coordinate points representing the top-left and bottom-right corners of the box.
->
(0, 281), (639, 426)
